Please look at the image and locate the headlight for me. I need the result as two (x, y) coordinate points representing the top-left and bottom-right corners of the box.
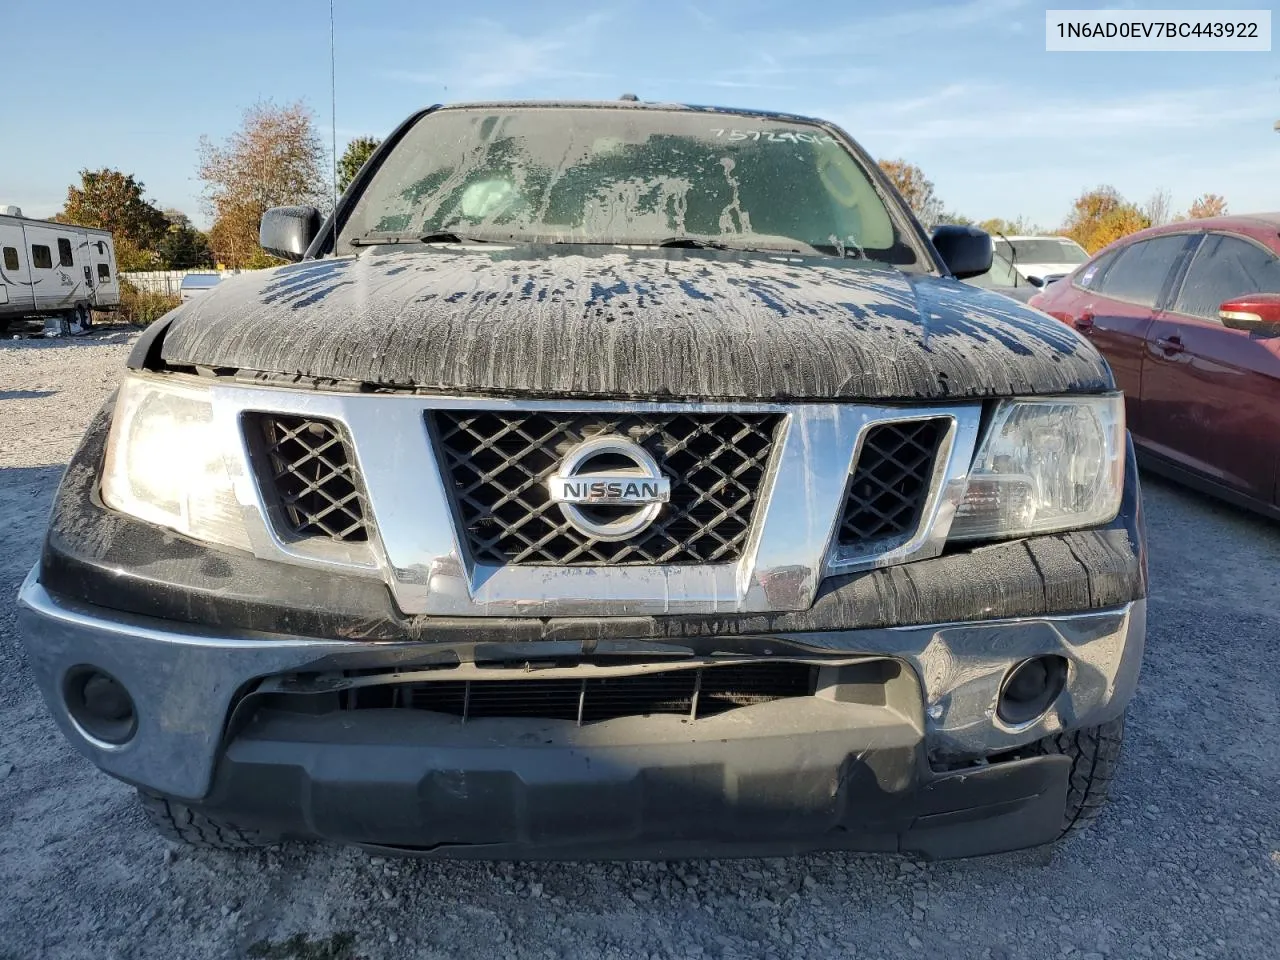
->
(101, 375), (251, 551)
(949, 395), (1124, 541)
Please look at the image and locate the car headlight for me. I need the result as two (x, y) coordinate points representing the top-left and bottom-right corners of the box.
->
(948, 394), (1124, 541)
(101, 375), (251, 551)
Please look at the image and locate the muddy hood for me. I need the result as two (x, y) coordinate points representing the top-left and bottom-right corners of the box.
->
(158, 246), (1109, 401)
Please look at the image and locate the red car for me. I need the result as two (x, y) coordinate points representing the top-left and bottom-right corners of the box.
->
(1030, 214), (1280, 516)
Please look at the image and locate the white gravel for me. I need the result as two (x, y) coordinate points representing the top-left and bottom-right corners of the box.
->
(1, 330), (1278, 960)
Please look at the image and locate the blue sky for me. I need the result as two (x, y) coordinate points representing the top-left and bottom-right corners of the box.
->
(2, 0), (1275, 229)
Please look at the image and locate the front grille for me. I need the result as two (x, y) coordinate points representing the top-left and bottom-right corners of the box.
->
(431, 411), (781, 565)
(338, 662), (815, 725)
(250, 414), (369, 542)
(838, 418), (948, 547)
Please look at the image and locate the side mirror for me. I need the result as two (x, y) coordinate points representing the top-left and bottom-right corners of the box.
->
(260, 205), (321, 262)
(1026, 275), (1045, 288)
(1219, 293), (1280, 337)
(931, 225), (994, 280)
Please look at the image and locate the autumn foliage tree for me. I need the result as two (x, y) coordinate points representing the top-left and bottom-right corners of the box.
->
(978, 217), (1048, 237)
(1188, 193), (1227, 219)
(877, 159), (945, 227)
(198, 100), (326, 268)
(1060, 186), (1151, 254)
(55, 169), (170, 271)
(338, 136), (382, 193)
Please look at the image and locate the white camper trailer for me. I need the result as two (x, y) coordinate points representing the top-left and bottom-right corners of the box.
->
(0, 206), (119, 334)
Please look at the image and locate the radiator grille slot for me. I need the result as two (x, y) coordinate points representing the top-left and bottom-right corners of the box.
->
(340, 662), (815, 725)
(839, 418), (947, 547)
(251, 414), (369, 542)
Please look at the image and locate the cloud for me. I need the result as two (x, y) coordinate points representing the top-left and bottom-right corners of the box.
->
(381, 12), (614, 92)
(848, 80), (1278, 149)
(707, 78), (798, 91)
(771, 0), (1029, 58)
(697, 1), (1020, 94)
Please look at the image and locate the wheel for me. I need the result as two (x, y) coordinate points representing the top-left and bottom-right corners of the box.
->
(137, 790), (279, 850)
(1028, 715), (1125, 838)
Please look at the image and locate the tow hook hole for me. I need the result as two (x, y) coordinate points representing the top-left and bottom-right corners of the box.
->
(997, 655), (1067, 726)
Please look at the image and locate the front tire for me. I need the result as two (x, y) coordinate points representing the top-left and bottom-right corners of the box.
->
(1030, 715), (1125, 837)
(137, 790), (279, 850)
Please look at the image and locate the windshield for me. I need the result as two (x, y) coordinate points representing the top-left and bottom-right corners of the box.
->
(966, 251), (1021, 289)
(993, 238), (1088, 265)
(340, 106), (922, 267)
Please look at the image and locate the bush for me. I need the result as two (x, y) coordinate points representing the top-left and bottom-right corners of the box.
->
(118, 279), (180, 326)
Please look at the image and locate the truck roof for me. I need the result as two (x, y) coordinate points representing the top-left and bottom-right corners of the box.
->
(996, 235), (1078, 243)
(436, 99), (826, 125)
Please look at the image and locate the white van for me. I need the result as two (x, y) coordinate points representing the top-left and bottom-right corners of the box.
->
(0, 206), (119, 334)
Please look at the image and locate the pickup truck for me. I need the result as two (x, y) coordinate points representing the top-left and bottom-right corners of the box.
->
(17, 100), (1146, 860)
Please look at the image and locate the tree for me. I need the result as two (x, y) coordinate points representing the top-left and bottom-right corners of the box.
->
(878, 159), (944, 227)
(155, 209), (213, 270)
(208, 202), (280, 270)
(338, 136), (382, 193)
(55, 168), (169, 268)
(1143, 188), (1174, 227)
(978, 216), (1050, 237)
(979, 217), (1017, 236)
(1188, 193), (1227, 219)
(162, 208), (194, 230)
(197, 100), (326, 268)
(933, 211), (973, 226)
(1060, 186), (1151, 254)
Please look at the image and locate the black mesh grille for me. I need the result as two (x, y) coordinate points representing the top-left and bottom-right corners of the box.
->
(339, 662), (815, 724)
(838, 418), (947, 546)
(252, 414), (369, 542)
(430, 411), (782, 565)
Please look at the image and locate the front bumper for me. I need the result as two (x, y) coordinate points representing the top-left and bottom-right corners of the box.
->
(17, 571), (1144, 859)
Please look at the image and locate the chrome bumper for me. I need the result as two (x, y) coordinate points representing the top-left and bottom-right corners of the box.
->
(16, 566), (1144, 801)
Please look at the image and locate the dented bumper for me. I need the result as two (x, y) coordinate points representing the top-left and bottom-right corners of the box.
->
(17, 569), (1143, 858)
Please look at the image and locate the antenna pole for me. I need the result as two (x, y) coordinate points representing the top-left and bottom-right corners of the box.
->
(329, 0), (339, 256)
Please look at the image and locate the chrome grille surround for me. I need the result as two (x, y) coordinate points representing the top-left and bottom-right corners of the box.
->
(431, 410), (782, 566)
(198, 383), (984, 617)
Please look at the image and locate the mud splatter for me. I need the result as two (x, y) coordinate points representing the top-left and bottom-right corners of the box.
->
(160, 245), (1108, 401)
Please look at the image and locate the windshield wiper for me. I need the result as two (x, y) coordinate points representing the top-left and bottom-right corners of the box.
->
(419, 231), (491, 244)
(656, 236), (828, 257)
(657, 236), (731, 251)
(812, 242), (867, 262)
(349, 231), (492, 247)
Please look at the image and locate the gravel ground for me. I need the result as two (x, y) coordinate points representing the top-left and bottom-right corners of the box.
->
(1, 330), (1277, 960)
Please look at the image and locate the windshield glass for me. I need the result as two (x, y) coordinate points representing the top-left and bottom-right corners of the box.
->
(994, 238), (1088, 265)
(966, 251), (1021, 288)
(340, 106), (921, 267)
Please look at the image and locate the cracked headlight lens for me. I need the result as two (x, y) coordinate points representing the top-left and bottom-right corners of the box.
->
(949, 394), (1124, 541)
(101, 375), (251, 551)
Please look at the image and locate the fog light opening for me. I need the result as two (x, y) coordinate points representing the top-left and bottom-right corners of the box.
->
(63, 666), (137, 745)
(997, 655), (1067, 726)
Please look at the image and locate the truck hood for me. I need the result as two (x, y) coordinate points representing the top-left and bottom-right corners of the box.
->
(157, 245), (1109, 401)
(1013, 262), (1078, 283)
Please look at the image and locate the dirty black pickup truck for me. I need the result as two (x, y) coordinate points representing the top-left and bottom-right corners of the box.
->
(18, 101), (1145, 860)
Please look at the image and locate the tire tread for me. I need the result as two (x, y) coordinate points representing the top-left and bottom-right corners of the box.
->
(137, 791), (275, 850)
(1030, 716), (1125, 837)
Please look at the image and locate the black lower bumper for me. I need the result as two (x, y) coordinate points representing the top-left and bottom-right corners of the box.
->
(204, 701), (1069, 861)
